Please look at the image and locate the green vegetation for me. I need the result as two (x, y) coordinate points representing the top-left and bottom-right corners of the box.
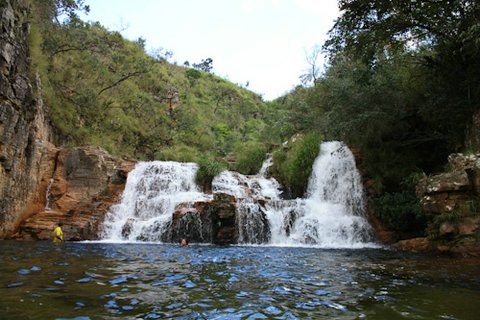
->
(271, 133), (322, 198)
(234, 142), (267, 175)
(27, 0), (267, 163)
(374, 174), (426, 237)
(195, 157), (226, 192)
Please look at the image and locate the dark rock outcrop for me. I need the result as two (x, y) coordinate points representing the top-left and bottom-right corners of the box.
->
(170, 193), (239, 245)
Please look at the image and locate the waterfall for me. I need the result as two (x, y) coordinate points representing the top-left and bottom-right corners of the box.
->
(267, 141), (373, 247)
(45, 178), (54, 210)
(258, 154), (273, 177)
(100, 142), (375, 248)
(212, 156), (281, 244)
(101, 161), (209, 242)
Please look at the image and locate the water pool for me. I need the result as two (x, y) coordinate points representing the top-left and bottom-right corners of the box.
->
(0, 241), (479, 319)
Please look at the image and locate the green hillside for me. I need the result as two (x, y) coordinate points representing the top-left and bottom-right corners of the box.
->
(28, 0), (269, 166)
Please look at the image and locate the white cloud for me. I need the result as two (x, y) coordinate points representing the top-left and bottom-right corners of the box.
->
(241, 0), (281, 12)
(294, 0), (339, 18)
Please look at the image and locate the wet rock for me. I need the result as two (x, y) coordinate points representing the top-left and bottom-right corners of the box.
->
(170, 202), (213, 244)
(207, 193), (238, 245)
(121, 218), (135, 239)
(168, 193), (238, 245)
(394, 237), (431, 252)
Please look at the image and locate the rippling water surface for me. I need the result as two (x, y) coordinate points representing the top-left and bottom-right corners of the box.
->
(0, 241), (479, 319)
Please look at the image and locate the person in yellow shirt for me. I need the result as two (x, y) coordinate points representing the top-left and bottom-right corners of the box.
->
(52, 222), (64, 243)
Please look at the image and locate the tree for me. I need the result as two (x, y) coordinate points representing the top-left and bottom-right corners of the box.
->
(32, 0), (90, 24)
(212, 82), (239, 113)
(325, 0), (480, 63)
(324, 0), (480, 152)
(193, 58), (213, 73)
(299, 45), (322, 86)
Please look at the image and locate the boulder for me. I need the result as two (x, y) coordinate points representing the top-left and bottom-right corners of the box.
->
(439, 221), (456, 237)
(14, 209), (102, 241)
(169, 201), (214, 244)
(458, 216), (480, 235)
(426, 170), (470, 193)
(206, 193), (238, 245)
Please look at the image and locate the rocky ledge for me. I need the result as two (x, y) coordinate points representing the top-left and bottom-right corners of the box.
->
(398, 153), (480, 256)
(11, 146), (135, 240)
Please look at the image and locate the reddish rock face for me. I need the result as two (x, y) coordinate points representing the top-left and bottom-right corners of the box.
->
(12, 147), (135, 241)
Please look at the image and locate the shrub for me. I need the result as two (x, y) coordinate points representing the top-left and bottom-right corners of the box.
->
(234, 142), (267, 175)
(271, 133), (322, 198)
(155, 145), (199, 163)
(195, 157), (226, 192)
(374, 174), (427, 236)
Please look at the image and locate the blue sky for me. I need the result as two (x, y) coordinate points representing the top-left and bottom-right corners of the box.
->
(81, 0), (339, 100)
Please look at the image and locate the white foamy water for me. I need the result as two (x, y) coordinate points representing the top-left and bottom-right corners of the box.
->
(212, 163), (282, 200)
(101, 161), (209, 242)
(101, 142), (375, 248)
(268, 141), (373, 247)
(212, 155), (282, 244)
(44, 178), (54, 210)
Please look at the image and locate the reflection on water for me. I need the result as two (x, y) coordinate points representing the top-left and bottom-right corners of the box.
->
(0, 241), (479, 319)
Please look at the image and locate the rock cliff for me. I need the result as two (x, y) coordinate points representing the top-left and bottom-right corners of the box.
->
(0, 0), (54, 237)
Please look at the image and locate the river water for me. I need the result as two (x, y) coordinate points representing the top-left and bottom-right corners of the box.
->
(1, 241), (479, 320)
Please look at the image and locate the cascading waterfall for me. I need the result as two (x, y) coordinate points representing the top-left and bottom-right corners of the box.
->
(101, 141), (375, 247)
(101, 161), (209, 242)
(212, 159), (281, 244)
(266, 141), (373, 247)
